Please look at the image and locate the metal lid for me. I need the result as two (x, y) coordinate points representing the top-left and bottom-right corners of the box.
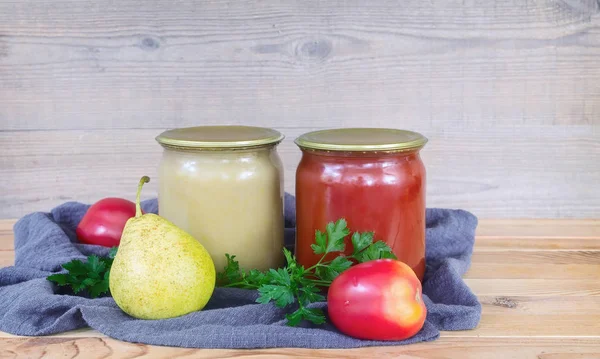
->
(156, 125), (284, 150)
(294, 128), (427, 152)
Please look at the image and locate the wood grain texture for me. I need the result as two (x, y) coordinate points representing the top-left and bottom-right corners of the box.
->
(467, 253), (600, 279)
(2, 337), (600, 359)
(1, 0), (600, 130)
(2, 219), (600, 357)
(2, 218), (600, 250)
(1, 126), (598, 219)
(1, 219), (600, 357)
(1, 337), (600, 359)
(0, 0), (600, 219)
(476, 219), (600, 239)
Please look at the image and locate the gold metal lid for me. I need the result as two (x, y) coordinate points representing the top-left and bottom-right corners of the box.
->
(294, 128), (427, 152)
(156, 125), (284, 150)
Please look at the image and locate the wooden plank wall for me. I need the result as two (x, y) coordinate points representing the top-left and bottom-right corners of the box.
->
(1, 0), (599, 219)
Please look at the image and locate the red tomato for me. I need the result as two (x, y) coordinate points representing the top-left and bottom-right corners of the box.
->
(76, 197), (141, 247)
(327, 259), (426, 341)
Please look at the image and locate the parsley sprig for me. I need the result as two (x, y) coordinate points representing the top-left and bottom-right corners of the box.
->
(217, 218), (396, 326)
(47, 247), (118, 298)
(46, 218), (395, 326)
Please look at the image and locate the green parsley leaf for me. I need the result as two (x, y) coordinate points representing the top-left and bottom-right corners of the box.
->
(216, 254), (269, 289)
(47, 253), (114, 298)
(72, 281), (87, 294)
(285, 308), (305, 327)
(301, 307), (326, 325)
(354, 241), (397, 262)
(246, 269), (266, 285)
(257, 284), (295, 307)
(86, 257), (106, 280)
(315, 256), (353, 282)
(109, 246), (118, 258)
(286, 307), (326, 326)
(351, 231), (374, 254)
(216, 254), (243, 286)
(310, 230), (328, 254)
(268, 268), (291, 286)
(61, 260), (88, 276)
(324, 219), (349, 253)
(99, 257), (114, 271)
(82, 277), (98, 287)
(217, 218), (398, 327)
(380, 250), (397, 259)
(299, 286), (326, 304)
(283, 247), (295, 267)
(90, 279), (110, 298)
(46, 273), (68, 285)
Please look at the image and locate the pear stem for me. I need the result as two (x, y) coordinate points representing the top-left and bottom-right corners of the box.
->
(135, 176), (150, 217)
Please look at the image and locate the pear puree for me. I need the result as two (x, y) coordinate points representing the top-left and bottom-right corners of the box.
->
(158, 146), (285, 272)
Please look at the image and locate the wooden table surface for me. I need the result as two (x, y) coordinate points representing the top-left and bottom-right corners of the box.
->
(1, 218), (599, 358)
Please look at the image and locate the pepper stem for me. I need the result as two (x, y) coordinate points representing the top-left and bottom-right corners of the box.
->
(135, 176), (150, 217)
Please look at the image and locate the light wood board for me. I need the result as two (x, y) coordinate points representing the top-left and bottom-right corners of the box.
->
(1, 219), (600, 358)
(1, 0), (600, 219)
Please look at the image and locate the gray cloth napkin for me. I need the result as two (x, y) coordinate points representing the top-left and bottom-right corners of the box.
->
(0, 193), (481, 349)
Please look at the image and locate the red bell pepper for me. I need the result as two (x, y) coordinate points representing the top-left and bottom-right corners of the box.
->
(76, 197), (141, 247)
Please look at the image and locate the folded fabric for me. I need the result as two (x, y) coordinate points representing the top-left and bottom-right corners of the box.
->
(0, 193), (481, 349)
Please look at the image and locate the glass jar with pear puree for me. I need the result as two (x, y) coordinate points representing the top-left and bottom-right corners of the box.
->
(155, 126), (285, 272)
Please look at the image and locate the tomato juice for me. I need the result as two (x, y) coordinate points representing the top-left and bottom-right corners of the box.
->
(294, 128), (427, 281)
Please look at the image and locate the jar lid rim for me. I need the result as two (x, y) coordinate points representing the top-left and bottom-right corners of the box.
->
(156, 125), (284, 149)
(294, 128), (427, 152)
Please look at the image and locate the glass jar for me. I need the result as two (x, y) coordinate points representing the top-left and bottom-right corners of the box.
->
(294, 128), (428, 281)
(155, 126), (285, 272)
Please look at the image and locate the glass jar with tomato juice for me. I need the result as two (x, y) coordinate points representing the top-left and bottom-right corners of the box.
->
(294, 128), (428, 281)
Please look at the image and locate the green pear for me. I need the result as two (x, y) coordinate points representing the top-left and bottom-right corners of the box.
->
(109, 176), (216, 320)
